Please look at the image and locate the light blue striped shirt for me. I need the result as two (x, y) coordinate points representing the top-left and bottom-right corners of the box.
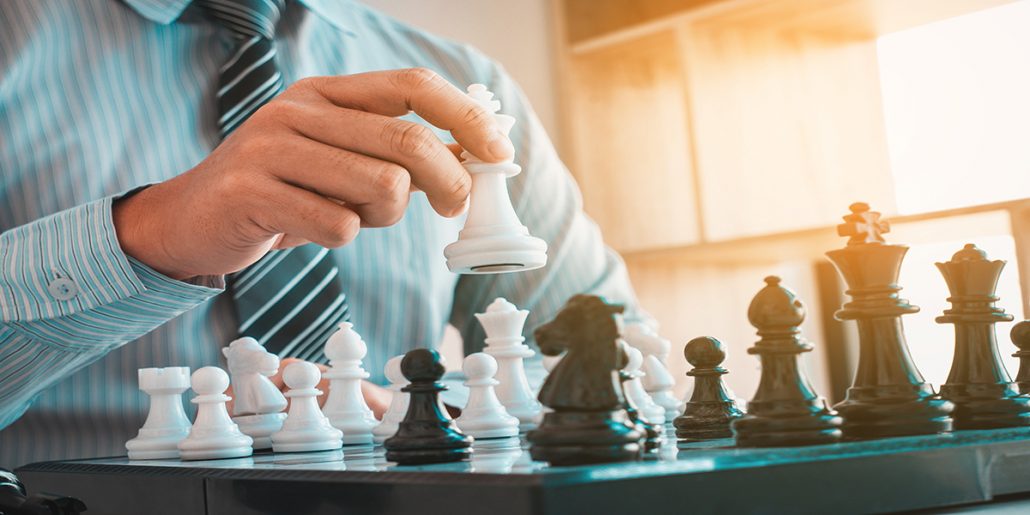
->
(0, 0), (642, 468)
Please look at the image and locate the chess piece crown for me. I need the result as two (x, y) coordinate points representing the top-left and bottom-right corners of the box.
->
(936, 244), (1013, 323)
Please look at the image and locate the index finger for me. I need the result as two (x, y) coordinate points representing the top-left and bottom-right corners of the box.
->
(301, 69), (515, 163)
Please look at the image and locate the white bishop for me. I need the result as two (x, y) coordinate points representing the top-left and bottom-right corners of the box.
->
(322, 322), (379, 445)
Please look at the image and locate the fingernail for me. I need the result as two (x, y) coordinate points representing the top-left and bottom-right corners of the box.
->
(487, 132), (514, 161)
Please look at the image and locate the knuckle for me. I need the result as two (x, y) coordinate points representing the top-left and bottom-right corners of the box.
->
(253, 100), (298, 126)
(323, 212), (360, 247)
(372, 164), (410, 201)
(460, 103), (492, 129)
(390, 122), (438, 161)
(396, 67), (441, 90)
(446, 173), (471, 202)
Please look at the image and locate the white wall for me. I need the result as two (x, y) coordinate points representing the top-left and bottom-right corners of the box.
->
(358, 0), (560, 138)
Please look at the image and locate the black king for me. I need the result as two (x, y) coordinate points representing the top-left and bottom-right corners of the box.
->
(826, 203), (954, 438)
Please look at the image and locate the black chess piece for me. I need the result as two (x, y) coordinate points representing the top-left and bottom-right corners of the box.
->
(1013, 321), (1030, 395)
(384, 348), (472, 465)
(827, 203), (953, 438)
(527, 295), (643, 466)
(936, 244), (1030, 429)
(731, 276), (843, 447)
(673, 336), (744, 441)
(618, 348), (662, 454)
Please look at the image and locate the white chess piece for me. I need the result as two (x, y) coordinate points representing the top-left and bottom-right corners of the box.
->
(222, 337), (287, 449)
(475, 298), (542, 430)
(622, 344), (666, 425)
(443, 84), (547, 274)
(271, 361), (343, 453)
(373, 356), (409, 443)
(456, 353), (520, 439)
(322, 322), (379, 445)
(623, 323), (681, 419)
(177, 367), (254, 461)
(126, 367), (192, 460)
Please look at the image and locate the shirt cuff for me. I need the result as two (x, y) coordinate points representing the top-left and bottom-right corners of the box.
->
(0, 194), (223, 350)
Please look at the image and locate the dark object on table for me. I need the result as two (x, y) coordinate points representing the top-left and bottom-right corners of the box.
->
(0, 468), (86, 515)
(935, 244), (1030, 429)
(528, 294), (642, 465)
(673, 336), (744, 441)
(384, 348), (472, 465)
(1013, 321), (1030, 394)
(731, 276), (843, 447)
(826, 202), (953, 438)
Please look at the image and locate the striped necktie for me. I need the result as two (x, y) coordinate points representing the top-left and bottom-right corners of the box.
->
(197, 0), (349, 362)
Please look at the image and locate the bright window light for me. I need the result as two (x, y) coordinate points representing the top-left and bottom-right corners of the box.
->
(877, 1), (1030, 215)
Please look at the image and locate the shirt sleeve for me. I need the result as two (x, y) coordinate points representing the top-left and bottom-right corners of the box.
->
(0, 193), (223, 428)
(449, 62), (654, 370)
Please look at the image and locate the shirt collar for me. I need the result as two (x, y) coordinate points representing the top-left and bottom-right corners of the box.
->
(120, 0), (355, 34)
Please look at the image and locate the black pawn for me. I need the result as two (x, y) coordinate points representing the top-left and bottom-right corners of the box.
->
(673, 337), (744, 441)
(384, 348), (472, 465)
(731, 276), (843, 447)
(619, 347), (662, 454)
(1013, 321), (1030, 394)
(936, 245), (1030, 429)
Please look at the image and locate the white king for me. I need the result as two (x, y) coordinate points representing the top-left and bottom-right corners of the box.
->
(444, 84), (547, 274)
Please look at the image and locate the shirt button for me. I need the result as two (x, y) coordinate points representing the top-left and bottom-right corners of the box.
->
(48, 277), (79, 301)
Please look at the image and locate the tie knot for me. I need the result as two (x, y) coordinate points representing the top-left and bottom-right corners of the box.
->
(196, 0), (285, 40)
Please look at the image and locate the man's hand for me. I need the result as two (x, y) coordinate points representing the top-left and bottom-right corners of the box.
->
(226, 357), (393, 418)
(113, 69), (512, 280)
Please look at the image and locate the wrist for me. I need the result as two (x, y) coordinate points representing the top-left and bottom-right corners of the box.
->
(112, 185), (193, 281)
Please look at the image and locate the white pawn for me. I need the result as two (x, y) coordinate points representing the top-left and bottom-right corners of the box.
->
(622, 344), (666, 425)
(272, 361), (343, 453)
(126, 367), (192, 460)
(222, 337), (287, 449)
(456, 353), (519, 439)
(177, 367), (253, 461)
(443, 84), (547, 274)
(624, 323), (681, 419)
(322, 322), (378, 445)
(372, 356), (409, 443)
(475, 298), (543, 430)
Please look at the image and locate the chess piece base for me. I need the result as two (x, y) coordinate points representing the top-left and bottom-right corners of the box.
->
(126, 427), (190, 460)
(527, 410), (642, 466)
(941, 383), (1030, 430)
(271, 429), (343, 453)
(234, 413), (286, 450)
(732, 402), (843, 448)
(384, 434), (472, 465)
(673, 401), (743, 441)
(178, 432), (253, 461)
(444, 233), (547, 275)
(385, 446), (470, 465)
(834, 389), (953, 438)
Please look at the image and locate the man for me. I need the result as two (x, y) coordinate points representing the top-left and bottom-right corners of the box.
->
(0, 0), (643, 467)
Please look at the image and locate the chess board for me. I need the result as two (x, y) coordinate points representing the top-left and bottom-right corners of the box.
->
(16, 426), (1030, 515)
